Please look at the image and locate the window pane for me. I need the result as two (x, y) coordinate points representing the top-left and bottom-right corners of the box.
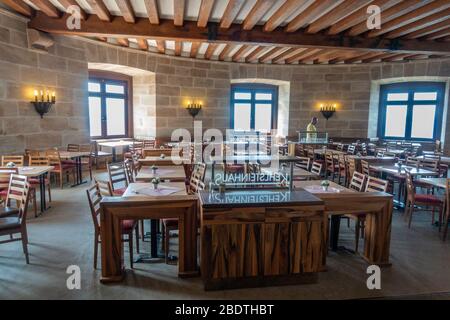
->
(106, 98), (126, 136)
(234, 103), (251, 131)
(255, 93), (272, 100)
(106, 84), (125, 94)
(387, 93), (408, 101)
(88, 97), (102, 137)
(255, 104), (272, 132)
(414, 92), (437, 101)
(385, 105), (407, 137)
(234, 92), (251, 100)
(88, 82), (101, 93)
(411, 105), (436, 139)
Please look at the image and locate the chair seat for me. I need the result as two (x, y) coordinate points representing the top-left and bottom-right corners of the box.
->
(0, 207), (19, 218)
(0, 217), (20, 231)
(162, 218), (178, 227)
(113, 187), (127, 196)
(121, 219), (136, 233)
(414, 194), (443, 205)
(62, 160), (76, 165)
(28, 178), (49, 185)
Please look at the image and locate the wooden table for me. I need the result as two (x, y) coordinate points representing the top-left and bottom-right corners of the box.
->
(416, 155), (450, 165)
(415, 177), (447, 189)
(59, 151), (91, 187)
(18, 166), (54, 214)
(199, 188), (326, 290)
(142, 148), (179, 158)
(294, 180), (394, 266)
(100, 182), (198, 283)
(98, 140), (134, 162)
(262, 167), (319, 180)
(136, 166), (186, 182)
(371, 164), (439, 177)
(314, 149), (347, 156)
(138, 156), (186, 166)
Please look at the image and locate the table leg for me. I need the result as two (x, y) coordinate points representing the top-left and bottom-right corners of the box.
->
(329, 215), (341, 251)
(150, 219), (159, 258)
(39, 174), (46, 214)
(289, 162), (294, 190)
(71, 157), (87, 187)
(112, 147), (117, 162)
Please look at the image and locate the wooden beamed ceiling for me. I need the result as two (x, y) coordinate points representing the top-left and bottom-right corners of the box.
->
(2, 0), (450, 65)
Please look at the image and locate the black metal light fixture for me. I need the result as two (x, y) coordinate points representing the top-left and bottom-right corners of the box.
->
(320, 103), (336, 121)
(31, 89), (56, 118)
(186, 101), (203, 118)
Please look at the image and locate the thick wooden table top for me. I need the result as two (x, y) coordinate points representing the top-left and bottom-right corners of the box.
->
(59, 151), (91, 159)
(416, 155), (450, 165)
(97, 141), (134, 148)
(348, 155), (396, 161)
(262, 167), (318, 178)
(17, 166), (54, 176)
(136, 166), (186, 182)
(198, 189), (323, 208)
(209, 155), (299, 163)
(294, 180), (355, 194)
(371, 164), (439, 176)
(138, 156), (186, 166)
(415, 178), (448, 189)
(314, 149), (347, 156)
(121, 182), (189, 200)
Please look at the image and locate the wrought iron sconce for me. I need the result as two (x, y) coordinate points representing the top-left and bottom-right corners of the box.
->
(31, 90), (56, 118)
(186, 101), (203, 118)
(320, 103), (336, 121)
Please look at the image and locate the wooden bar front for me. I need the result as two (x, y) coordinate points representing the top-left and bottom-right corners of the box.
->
(198, 189), (327, 291)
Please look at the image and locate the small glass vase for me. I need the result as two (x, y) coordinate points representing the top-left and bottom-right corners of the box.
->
(153, 183), (158, 190)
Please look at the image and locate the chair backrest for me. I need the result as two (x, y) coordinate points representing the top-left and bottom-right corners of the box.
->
(406, 156), (420, 167)
(0, 168), (18, 191)
(143, 139), (156, 149)
(295, 156), (310, 171)
(25, 149), (44, 157)
(420, 158), (439, 172)
(1, 155), (24, 167)
(376, 151), (385, 158)
(67, 144), (80, 152)
(336, 143), (344, 152)
(95, 178), (114, 197)
(347, 145), (356, 155)
(45, 149), (62, 166)
(28, 155), (49, 166)
(361, 160), (370, 176)
(361, 143), (368, 156)
(349, 172), (366, 192)
(325, 153), (335, 169)
(306, 147), (315, 160)
(79, 144), (93, 153)
(311, 161), (322, 176)
(405, 171), (415, 202)
(107, 162), (128, 190)
(365, 176), (389, 193)
(86, 183), (102, 233)
(123, 159), (135, 183)
(5, 174), (30, 222)
(347, 157), (356, 177)
(188, 163), (207, 194)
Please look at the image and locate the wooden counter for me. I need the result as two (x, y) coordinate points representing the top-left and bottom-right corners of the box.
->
(198, 189), (326, 290)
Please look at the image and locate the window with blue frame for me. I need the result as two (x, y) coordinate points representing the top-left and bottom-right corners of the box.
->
(230, 84), (278, 132)
(378, 82), (446, 141)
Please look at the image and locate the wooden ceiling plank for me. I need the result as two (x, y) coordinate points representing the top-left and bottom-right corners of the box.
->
(137, 38), (149, 50)
(115, 0), (135, 23)
(361, 52), (395, 63)
(56, 0), (88, 20)
(264, 0), (309, 32)
(297, 49), (329, 64)
(86, 0), (111, 21)
(245, 46), (266, 62)
(243, 0), (274, 30)
(174, 41), (182, 56)
(285, 48), (320, 64)
(328, 50), (364, 64)
(197, 0), (215, 28)
(286, 0), (343, 33)
(367, 0), (450, 37)
(143, 0), (159, 24)
(117, 38), (129, 47)
(28, 14), (450, 54)
(258, 47), (284, 63)
(385, 9), (450, 39)
(405, 19), (450, 39)
(306, 0), (373, 34)
(1, 0), (34, 16)
(382, 53), (411, 62)
(328, 0), (402, 35)
(343, 51), (384, 64)
(29, 0), (60, 18)
(174, 0), (185, 26)
(190, 41), (201, 58)
(232, 44), (251, 62)
(156, 40), (165, 53)
(348, 0), (428, 36)
(204, 43), (218, 59)
(272, 47), (304, 63)
(218, 43), (234, 60)
(220, 0), (245, 29)
(425, 27), (450, 40)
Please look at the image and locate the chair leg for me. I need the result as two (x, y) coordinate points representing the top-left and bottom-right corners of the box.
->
(47, 182), (52, 202)
(355, 218), (360, 253)
(32, 190), (37, 218)
(21, 226), (29, 264)
(135, 225), (140, 254)
(443, 212), (449, 241)
(165, 226), (170, 264)
(128, 234), (133, 269)
(408, 202), (415, 228)
(140, 220), (145, 241)
(93, 236), (98, 269)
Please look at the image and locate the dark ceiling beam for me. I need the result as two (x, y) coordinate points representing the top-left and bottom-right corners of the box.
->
(190, 41), (201, 58)
(264, 0), (309, 32)
(220, 0), (245, 29)
(243, 0), (274, 31)
(27, 13), (450, 54)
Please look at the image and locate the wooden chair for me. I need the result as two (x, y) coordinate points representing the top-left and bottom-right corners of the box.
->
(310, 161), (322, 176)
(46, 149), (76, 189)
(67, 144), (80, 152)
(107, 162), (128, 195)
(86, 182), (139, 269)
(336, 143), (344, 152)
(376, 151), (385, 158)
(365, 176), (389, 193)
(124, 159), (135, 183)
(361, 160), (371, 176)
(1, 155), (24, 167)
(337, 155), (348, 186)
(325, 153), (340, 182)
(79, 144), (93, 181)
(405, 171), (444, 229)
(293, 156), (310, 181)
(143, 139), (156, 149)
(0, 174), (31, 263)
(94, 178), (114, 197)
(162, 163), (206, 264)
(0, 168), (18, 203)
(27, 156), (52, 215)
(347, 145), (356, 155)
(349, 171), (366, 192)
(346, 157), (357, 187)
(443, 179), (450, 242)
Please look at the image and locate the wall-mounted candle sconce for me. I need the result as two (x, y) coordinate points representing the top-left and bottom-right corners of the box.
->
(186, 100), (203, 118)
(319, 103), (337, 121)
(31, 90), (56, 118)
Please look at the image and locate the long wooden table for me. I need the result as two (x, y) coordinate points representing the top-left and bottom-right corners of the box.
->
(18, 166), (53, 214)
(136, 166), (186, 182)
(59, 151), (91, 187)
(199, 188), (326, 290)
(100, 182), (198, 283)
(138, 156), (186, 166)
(98, 140), (134, 162)
(294, 180), (394, 266)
